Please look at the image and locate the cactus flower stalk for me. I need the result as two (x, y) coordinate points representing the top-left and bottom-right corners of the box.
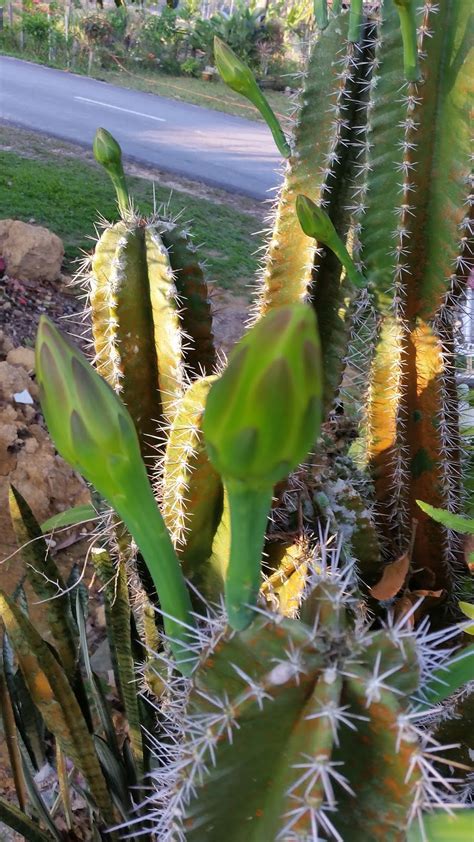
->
(214, 37), (291, 158)
(35, 316), (196, 674)
(203, 304), (322, 628)
(93, 127), (130, 217)
(296, 195), (366, 290)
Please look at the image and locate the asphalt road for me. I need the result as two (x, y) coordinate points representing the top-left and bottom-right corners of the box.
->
(0, 56), (283, 199)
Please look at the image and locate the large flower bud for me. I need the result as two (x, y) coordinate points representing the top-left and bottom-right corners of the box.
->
(36, 316), (143, 498)
(35, 316), (196, 672)
(202, 304), (322, 490)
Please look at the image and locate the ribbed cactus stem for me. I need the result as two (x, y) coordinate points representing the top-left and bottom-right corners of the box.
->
(161, 376), (223, 586)
(225, 482), (273, 630)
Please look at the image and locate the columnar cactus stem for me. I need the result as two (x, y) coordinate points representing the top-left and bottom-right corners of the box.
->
(359, 0), (472, 581)
(144, 560), (465, 841)
(254, 11), (355, 316)
(161, 376), (223, 584)
(90, 220), (184, 457)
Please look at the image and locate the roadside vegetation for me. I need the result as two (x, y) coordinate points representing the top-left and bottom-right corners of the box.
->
(0, 125), (261, 293)
(0, 0), (306, 120)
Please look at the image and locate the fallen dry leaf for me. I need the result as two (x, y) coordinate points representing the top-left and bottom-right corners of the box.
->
(393, 589), (445, 625)
(369, 551), (410, 601)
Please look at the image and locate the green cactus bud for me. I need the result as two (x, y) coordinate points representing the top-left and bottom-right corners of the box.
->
(203, 304), (322, 489)
(36, 317), (137, 489)
(296, 194), (366, 290)
(93, 128), (129, 217)
(213, 37), (291, 158)
(35, 316), (196, 674)
(93, 127), (122, 171)
(203, 304), (322, 629)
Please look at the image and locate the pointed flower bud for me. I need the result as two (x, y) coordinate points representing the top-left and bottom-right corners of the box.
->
(93, 128), (130, 217)
(296, 194), (366, 290)
(203, 304), (322, 490)
(36, 315), (141, 495)
(214, 36), (256, 97)
(93, 127), (123, 171)
(35, 315), (196, 673)
(214, 37), (291, 158)
(296, 194), (337, 244)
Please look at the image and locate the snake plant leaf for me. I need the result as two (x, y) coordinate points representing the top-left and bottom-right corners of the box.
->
(0, 667), (26, 811)
(416, 500), (474, 535)
(75, 589), (121, 759)
(20, 746), (64, 842)
(0, 589), (114, 822)
(8, 485), (78, 679)
(41, 503), (98, 532)
(417, 644), (474, 709)
(407, 810), (474, 842)
(93, 735), (132, 821)
(0, 794), (53, 842)
(3, 631), (45, 771)
(55, 743), (73, 832)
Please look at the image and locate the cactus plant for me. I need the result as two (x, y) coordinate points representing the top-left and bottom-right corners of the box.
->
(220, 0), (472, 597)
(5, 0), (470, 837)
(143, 548), (470, 841)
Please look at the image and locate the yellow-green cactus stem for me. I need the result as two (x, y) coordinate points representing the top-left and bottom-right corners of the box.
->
(160, 223), (216, 377)
(35, 317), (195, 674)
(161, 376), (223, 585)
(359, 0), (472, 582)
(90, 219), (184, 458)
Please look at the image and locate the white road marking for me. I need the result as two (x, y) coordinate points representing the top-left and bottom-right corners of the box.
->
(74, 96), (166, 122)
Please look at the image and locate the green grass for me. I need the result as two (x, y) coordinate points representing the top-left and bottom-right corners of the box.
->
(0, 148), (262, 295)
